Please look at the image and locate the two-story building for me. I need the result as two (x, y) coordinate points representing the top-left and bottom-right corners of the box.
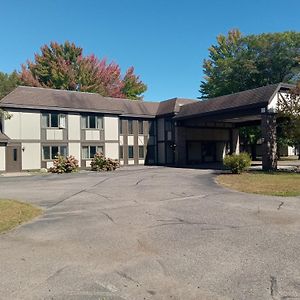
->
(0, 83), (295, 172)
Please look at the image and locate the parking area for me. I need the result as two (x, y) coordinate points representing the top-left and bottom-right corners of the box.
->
(0, 166), (300, 300)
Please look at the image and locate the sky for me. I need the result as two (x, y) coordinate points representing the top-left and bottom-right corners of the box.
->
(1, 0), (300, 101)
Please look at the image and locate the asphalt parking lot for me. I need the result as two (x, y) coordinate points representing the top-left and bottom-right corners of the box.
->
(0, 166), (300, 300)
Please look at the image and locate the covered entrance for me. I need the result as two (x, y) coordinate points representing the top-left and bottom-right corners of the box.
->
(6, 144), (22, 172)
(174, 83), (294, 171)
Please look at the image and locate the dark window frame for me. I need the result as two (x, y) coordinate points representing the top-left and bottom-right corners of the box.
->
(138, 146), (144, 159)
(128, 120), (133, 135)
(81, 115), (104, 130)
(42, 145), (68, 160)
(82, 145), (104, 159)
(128, 145), (134, 159)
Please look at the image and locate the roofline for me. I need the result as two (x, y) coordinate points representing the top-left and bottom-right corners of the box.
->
(174, 83), (297, 120)
(174, 102), (269, 121)
(0, 85), (160, 105)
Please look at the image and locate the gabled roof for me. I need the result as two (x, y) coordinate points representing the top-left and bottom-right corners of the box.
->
(156, 98), (197, 116)
(174, 83), (295, 120)
(0, 86), (160, 118)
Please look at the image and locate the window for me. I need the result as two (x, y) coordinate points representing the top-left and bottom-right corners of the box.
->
(82, 115), (103, 129)
(42, 145), (68, 160)
(13, 149), (17, 161)
(120, 120), (124, 135)
(138, 146), (144, 159)
(42, 113), (66, 128)
(149, 120), (155, 136)
(138, 120), (144, 134)
(82, 145), (104, 159)
(120, 146), (123, 159)
(165, 120), (172, 131)
(128, 146), (134, 159)
(128, 120), (133, 135)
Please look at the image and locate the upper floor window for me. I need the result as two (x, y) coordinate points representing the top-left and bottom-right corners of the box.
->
(120, 120), (124, 135)
(82, 115), (103, 129)
(42, 113), (66, 128)
(138, 120), (144, 134)
(128, 120), (133, 135)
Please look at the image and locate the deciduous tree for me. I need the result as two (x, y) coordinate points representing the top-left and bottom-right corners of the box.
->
(20, 41), (147, 100)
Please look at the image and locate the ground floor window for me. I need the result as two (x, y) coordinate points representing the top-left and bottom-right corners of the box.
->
(82, 145), (104, 159)
(138, 146), (144, 159)
(120, 145), (123, 159)
(128, 146), (134, 159)
(42, 145), (67, 160)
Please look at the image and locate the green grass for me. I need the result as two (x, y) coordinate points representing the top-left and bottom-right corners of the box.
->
(217, 172), (300, 197)
(0, 200), (42, 233)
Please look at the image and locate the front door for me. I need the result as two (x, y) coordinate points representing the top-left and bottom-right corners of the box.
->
(6, 145), (22, 172)
(201, 142), (217, 162)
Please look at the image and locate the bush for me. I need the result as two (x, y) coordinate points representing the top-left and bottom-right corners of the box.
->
(49, 155), (79, 173)
(223, 152), (251, 174)
(90, 152), (120, 171)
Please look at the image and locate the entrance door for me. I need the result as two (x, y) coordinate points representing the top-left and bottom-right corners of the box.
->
(201, 142), (216, 162)
(166, 142), (175, 165)
(6, 145), (22, 172)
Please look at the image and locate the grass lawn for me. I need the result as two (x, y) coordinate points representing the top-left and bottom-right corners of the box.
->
(0, 200), (41, 233)
(217, 172), (300, 197)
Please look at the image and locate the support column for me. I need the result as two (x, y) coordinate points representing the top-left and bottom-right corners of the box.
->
(230, 128), (240, 155)
(261, 112), (277, 171)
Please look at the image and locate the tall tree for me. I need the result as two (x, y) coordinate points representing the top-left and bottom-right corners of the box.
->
(0, 71), (20, 99)
(0, 71), (20, 119)
(200, 30), (300, 98)
(277, 82), (300, 159)
(20, 41), (147, 100)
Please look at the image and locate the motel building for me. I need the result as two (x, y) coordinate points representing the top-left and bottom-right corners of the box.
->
(0, 83), (296, 172)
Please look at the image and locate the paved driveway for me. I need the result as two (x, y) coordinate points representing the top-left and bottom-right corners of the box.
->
(0, 167), (300, 300)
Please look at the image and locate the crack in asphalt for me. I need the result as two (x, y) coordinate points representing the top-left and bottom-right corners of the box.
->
(101, 212), (115, 223)
(116, 271), (141, 286)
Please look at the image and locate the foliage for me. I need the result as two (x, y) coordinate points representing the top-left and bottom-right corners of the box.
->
(0, 71), (20, 118)
(0, 71), (20, 99)
(49, 155), (79, 173)
(90, 152), (120, 171)
(277, 81), (300, 157)
(223, 152), (252, 174)
(239, 126), (261, 159)
(20, 41), (147, 100)
(200, 29), (300, 98)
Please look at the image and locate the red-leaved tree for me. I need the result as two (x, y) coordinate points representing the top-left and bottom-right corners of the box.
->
(20, 41), (147, 100)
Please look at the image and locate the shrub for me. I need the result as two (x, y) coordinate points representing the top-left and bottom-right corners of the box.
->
(90, 152), (120, 171)
(49, 155), (79, 173)
(223, 152), (251, 174)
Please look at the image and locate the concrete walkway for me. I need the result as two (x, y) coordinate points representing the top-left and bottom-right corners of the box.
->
(0, 167), (300, 299)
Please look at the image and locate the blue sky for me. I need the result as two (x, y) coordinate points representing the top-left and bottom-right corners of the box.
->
(1, 0), (300, 101)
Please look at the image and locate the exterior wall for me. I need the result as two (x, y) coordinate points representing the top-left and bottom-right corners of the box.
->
(3, 110), (41, 140)
(119, 118), (156, 166)
(21, 143), (41, 170)
(69, 142), (81, 167)
(104, 116), (119, 141)
(68, 114), (81, 140)
(0, 145), (5, 171)
(105, 143), (119, 159)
